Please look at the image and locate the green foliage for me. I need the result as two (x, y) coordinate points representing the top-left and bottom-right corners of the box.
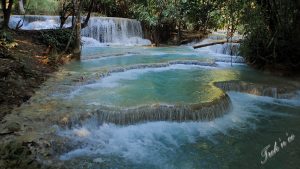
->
(39, 29), (75, 52)
(0, 31), (14, 43)
(5, 0), (299, 71)
(240, 0), (300, 71)
(25, 0), (60, 15)
(84, 0), (129, 17)
(217, 0), (246, 31)
(130, 2), (161, 27)
(130, 0), (218, 29)
(0, 31), (13, 59)
(182, 0), (221, 31)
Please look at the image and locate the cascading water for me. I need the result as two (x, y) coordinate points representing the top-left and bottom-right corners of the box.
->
(192, 31), (244, 63)
(209, 43), (240, 56)
(81, 17), (151, 45)
(9, 15), (151, 46)
(3, 17), (300, 169)
(9, 15), (71, 30)
(57, 91), (300, 169)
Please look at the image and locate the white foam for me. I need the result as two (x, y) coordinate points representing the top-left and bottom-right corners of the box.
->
(59, 92), (299, 166)
(73, 128), (91, 137)
(82, 37), (105, 48)
(126, 37), (152, 46)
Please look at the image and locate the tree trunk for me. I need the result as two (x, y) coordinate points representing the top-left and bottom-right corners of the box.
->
(18, 0), (25, 14)
(177, 21), (182, 44)
(59, 1), (69, 28)
(152, 26), (160, 47)
(73, 0), (82, 60)
(1, 0), (14, 29)
(81, 0), (94, 28)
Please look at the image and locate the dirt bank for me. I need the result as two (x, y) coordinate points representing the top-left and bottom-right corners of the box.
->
(0, 29), (65, 121)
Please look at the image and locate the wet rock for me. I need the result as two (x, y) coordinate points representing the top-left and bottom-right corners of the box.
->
(0, 141), (40, 169)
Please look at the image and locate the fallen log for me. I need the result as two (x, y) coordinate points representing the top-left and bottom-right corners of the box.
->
(193, 40), (241, 49)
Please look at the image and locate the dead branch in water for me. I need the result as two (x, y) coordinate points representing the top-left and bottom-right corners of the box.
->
(193, 40), (241, 49)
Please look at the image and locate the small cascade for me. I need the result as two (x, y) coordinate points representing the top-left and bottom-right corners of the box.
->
(209, 43), (240, 56)
(9, 15), (151, 46)
(193, 32), (244, 63)
(63, 93), (232, 126)
(95, 94), (231, 125)
(206, 32), (242, 56)
(194, 41), (244, 63)
(214, 81), (298, 99)
(57, 76), (299, 126)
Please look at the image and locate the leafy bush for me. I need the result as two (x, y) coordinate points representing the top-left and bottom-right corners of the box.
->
(240, 0), (300, 72)
(39, 29), (75, 52)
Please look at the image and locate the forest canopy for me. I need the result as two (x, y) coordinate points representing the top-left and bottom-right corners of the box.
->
(1, 0), (300, 72)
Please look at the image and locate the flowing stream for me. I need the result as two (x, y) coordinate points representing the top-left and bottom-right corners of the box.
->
(9, 15), (151, 46)
(4, 16), (300, 169)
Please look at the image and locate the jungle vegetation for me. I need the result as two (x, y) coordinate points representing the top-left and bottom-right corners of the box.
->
(1, 0), (299, 72)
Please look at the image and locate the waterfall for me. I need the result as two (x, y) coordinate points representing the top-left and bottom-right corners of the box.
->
(62, 93), (232, 126)
(81, 17), (150, 45)
(9, 15), (151, 46)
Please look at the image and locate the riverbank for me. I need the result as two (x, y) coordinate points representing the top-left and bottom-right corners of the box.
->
(0, 29), (69, 121)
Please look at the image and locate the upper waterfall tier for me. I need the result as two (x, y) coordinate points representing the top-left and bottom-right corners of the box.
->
(9, 15), (151, 46)
(82, 17), (143, 44)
